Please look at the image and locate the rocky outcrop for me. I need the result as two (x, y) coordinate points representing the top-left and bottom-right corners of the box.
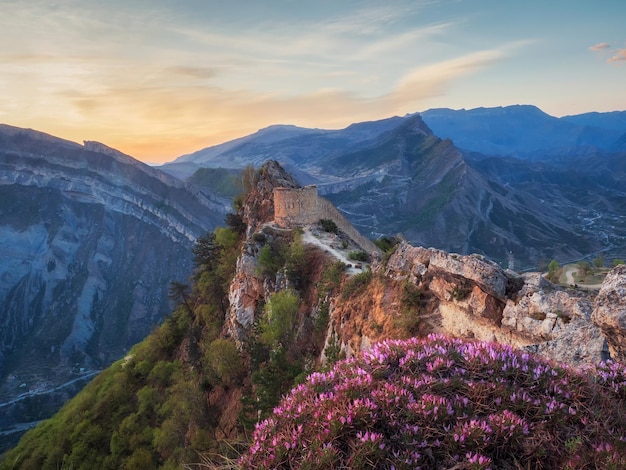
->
(502, 273), (605, 365)
(376, 242), (606, 366)
(381, 244), (513, 300)
(226, 238), (266, 345)
(592, 264), (626, 361)
(226, 162), (301, 345)
(241, 160), (298, 233)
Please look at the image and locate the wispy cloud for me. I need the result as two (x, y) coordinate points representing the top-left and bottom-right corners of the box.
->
(589, 42), (611, 51)
(588, 42), (626, 64)
(608, 48), (626, 63)
(352, 22), (455, 61)
(166, 66), (217, 79)
(387, 49), (505, 109)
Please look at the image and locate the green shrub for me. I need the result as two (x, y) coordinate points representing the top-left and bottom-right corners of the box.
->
(323, 334), (343, 370)
(401, 281), (423, 309)
(319, 218), (338, 233)
(285, 232), (307, 284)
(547, 259), (560, 282)
(257, 244), (285, 278)
(396, 282), (425, 336)
(225, 212), (246, 234)
(203, 338), (245, 386)
(248, 348), (303, 422)
(373, 236), (398, 252)
(320, 261), (346, 297)
(260, 290), (300, 346)
(348, 250), (370, 262)
(449, 285), (470, 301)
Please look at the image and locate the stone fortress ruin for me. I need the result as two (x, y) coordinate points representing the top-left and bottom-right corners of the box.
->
(273, 185), (378, 254)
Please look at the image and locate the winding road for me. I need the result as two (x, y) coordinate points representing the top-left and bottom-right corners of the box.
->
(561, 265), (603, 289)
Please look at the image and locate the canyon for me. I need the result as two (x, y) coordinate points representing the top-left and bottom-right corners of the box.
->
(0, 125), (227, 449)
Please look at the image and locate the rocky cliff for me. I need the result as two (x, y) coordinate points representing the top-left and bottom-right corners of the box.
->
(592, 264), (626, 361)
(225, 162), (618, 371)
(372, 244), (608, 366)
(0, 125), (227, 447)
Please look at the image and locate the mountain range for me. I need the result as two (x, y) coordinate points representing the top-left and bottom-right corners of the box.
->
(421, 105), (626, 159)
(0, 104), (625, 448)
(0, 126), (227, 448)
(161, 105), (626, 269)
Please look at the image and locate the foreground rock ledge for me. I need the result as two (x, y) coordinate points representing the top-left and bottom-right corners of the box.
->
(592, 264), (626, 362)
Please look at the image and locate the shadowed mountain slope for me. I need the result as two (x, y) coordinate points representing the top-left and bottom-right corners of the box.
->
(162, 110), (626, 268)
(0, 125), (228, 448)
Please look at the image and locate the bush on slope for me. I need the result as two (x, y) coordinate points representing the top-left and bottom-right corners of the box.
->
(241, 334), (626, 469)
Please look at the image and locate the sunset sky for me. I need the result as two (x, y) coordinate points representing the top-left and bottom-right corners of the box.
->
(1, 0), (625, 164)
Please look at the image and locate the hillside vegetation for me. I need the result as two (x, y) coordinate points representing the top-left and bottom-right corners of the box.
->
(0, 174), (348, 468)
(2, 164), (626, 469)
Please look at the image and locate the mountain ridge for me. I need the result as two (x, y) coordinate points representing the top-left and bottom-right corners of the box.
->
(0, 126), (228, 449)
(157, 106), (626, 269)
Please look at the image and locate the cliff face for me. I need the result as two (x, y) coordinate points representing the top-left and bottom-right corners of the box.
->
(225, 163), (615, 371)
(0, 125), (227, 446)
(592, 264), (626, 361)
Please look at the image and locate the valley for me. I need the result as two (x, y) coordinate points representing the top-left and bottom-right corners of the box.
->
(1, 104), (625, 461)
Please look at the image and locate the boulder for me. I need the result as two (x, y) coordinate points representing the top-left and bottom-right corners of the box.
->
(592, 264), (626, 361)
(382, 242), (511, 299)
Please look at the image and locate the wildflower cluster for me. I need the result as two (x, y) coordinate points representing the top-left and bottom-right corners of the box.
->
(586, 359), (626, 399)
(240, 334), (626, 469)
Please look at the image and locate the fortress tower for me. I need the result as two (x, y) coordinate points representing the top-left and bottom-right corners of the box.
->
(274, 185), (320, 227)
(273, 185), (378, 254)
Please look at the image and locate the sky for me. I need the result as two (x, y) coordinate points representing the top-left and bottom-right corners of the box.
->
(1, 0), (625, 164)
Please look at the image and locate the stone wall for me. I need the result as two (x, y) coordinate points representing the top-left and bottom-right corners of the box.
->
(274, 186), (320, 227)
(274, 185), (377, 254)
(316, 196), (378, 254)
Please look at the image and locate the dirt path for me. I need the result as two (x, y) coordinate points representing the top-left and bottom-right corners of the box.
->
(561, 265), (603, 289)
(301, 227), (366, 275)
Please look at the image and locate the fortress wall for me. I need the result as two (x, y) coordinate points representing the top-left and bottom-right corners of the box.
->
(273, 186), (378, 254)
(274, 186), (320, 228)
(316, 196), (378, 254)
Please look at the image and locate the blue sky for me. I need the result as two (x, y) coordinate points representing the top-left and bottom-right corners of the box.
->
(1, 0), (624, 163)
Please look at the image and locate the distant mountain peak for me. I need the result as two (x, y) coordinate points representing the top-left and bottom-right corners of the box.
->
(257, 123), (312, 132)
(0, 123), (82, 149)
(401, 113), (434, 136)
(83, 140), (132, 159)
